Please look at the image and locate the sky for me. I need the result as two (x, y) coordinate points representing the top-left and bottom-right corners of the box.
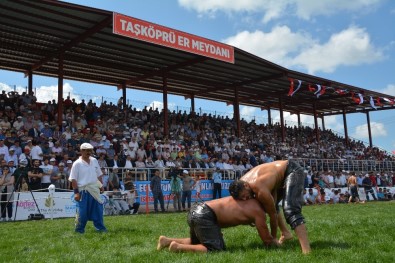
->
(1, 0), (395, 153)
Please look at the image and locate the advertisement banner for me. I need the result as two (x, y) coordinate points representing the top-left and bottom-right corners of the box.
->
(12, 192), (77, 221)
(113, 13), (235, 64)
(134, 180), (233, 204)
(11, 182), (390, 220)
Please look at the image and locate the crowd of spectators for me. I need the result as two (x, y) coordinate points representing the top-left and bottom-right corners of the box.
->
(1, 89), (395, 193)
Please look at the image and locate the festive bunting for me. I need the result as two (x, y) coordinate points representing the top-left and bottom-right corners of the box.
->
(287, 78), (294, 96)
(335, 88), (348, 95)
(314, 84), (322, 97)
(291, 79), (302, 96)
(369, 96), (377, 110)
(358, 93), (364, 104)
(382, 98), (394, 105)
(286, 79), (394, 110)
(351, 92), (361, 104)
(376, 97), (383, 107)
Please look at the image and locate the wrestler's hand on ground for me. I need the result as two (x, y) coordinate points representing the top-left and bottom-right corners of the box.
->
(264, 238), (280, 248)
(74, 193), (81, 201)
(270, 238), (281, 247)
(279, 233), (293, 244)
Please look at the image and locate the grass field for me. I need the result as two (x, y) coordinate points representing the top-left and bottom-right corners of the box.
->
(0, 201), (394, 263)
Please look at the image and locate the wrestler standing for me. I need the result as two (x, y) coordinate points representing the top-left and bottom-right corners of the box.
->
(229, 160), (311, 254)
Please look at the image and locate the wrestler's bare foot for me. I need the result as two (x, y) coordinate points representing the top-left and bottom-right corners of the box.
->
(279, 233), (293, 244)
(302, 248), (311, 254)
(157, 236), (171, 250)
(169, 241), (180, 252)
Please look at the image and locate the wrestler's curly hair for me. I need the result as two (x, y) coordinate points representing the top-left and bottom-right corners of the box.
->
(229, 180), (246, 199)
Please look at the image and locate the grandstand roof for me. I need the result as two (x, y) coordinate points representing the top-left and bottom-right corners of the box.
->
(1, 0), (394, 117)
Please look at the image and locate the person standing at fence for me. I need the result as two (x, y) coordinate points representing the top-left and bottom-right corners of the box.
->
(28, 159), (43, 191)
(69, 143), (107, 233)
(169, 169), (182, 212)
(150, 169), (165, 213)
(362, 173), (377, 201)
(0, 166), (14, 221)
(181, 170), (195, 211)
(212, 167), (222, 199)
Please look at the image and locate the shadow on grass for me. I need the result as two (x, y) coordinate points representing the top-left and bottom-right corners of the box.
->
(228, 239), (351, 253)
(311, 240), (351, 250)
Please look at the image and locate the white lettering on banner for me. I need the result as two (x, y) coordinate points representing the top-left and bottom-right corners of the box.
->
(114, 13), (234, 63)
(201, 182), (213, 190)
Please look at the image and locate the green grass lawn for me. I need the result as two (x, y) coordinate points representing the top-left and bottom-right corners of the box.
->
(1, 201), (394, 263)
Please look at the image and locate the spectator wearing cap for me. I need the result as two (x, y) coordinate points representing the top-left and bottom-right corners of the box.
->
(5, 147), (18, 167)
(49, 157), (58, 174)
(64, 160), (73, 176)
(130, 126), (141, 141)
(128, 136), (139, 151)
(19, 147), (31, 166)
(96, 144), (107, 157)
(13, 116), (24, 131)
(69, 142), (107, 233)
(40, 122), (53, 138)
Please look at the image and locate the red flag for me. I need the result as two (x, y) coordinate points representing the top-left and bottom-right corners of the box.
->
(335, 88), (347, 95)
(288, 78), (294, 96)
(376, 97), (383, 107)
(320, 86), (326, 96)
(351, 92), (360, 104)
(308, 84), (315, 92)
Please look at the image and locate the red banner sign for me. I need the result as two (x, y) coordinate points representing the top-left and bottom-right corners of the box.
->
(113, 13), (235, 64)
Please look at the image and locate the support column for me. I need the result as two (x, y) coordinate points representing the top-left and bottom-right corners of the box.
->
(163, 77), (169, 138)
(122, 84), (127, 110)
(297, 113), (301, 128)
(313, 102), (319, 143)
(234, 88), (241, 138)
(28, 71), (33, 95)
(279, 97), (285, 142)
(342, 108), (349, 147)
(191, 94), (195, 113)
(57, 54), (64, 126)
(366, 111), (373, 148)
(321, 116), (325, 131)
(267, 107), (272, 127)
